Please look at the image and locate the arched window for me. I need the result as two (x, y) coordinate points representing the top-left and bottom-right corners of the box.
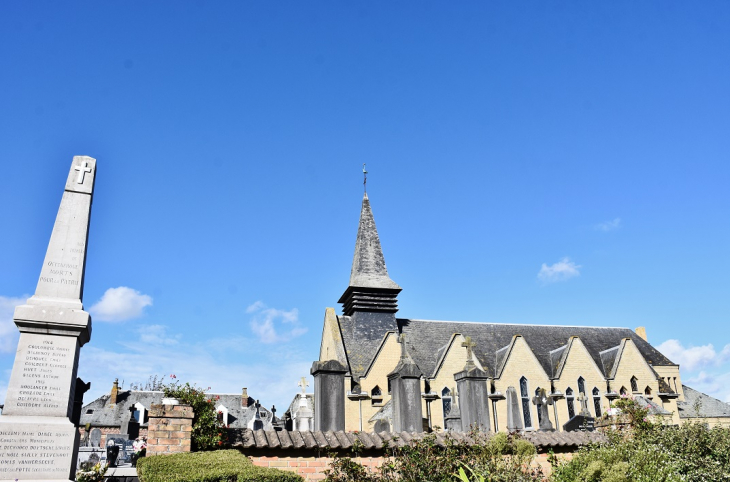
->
(620, 386), (627, 396)
(592, 388), (601, 417)
(535, 388), (543, 425)
(371, 386), (383, 406)
(387, 378), (392, 394)
(630, 376), (638, 393)
(520, 377), (532, 428)
(441, 387), (452, 425)
(578, 377), (586, 395)
(644, 386), (652, 396)
(566, 387), (575, 419)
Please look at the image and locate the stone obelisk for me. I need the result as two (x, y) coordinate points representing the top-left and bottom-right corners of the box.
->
(0, 156), (97, 482)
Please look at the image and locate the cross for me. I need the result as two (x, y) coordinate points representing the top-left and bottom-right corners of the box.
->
(363, 163), (368, 193)
(298, 377), (309, 394)
(397, 333), (408, 359)
(461, 336), (476, 365)
(577, 392), (590, 415)
(451, 386), (458, 406)
(74, 160), (92, 184)
(532, 388), (550, 406)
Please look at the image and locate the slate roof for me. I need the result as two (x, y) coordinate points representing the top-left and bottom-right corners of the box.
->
(338, 316), (676, 379)
(80, 390), (273, 429)
(677, 385), (730, 419)
(228, 428), (606, 451)
(341, 193), (400, 291)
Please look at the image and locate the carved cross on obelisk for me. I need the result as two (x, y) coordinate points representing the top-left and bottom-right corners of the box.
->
(462, 335), (477, 369)
(74, 159), (93, 184)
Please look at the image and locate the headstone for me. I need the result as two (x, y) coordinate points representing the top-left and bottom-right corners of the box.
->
(505, 386), (524, 432)
(563, 414), (595, 432)
(90, 428), (102, 448)
(0, 156), (97, 482)
(373, 419), (390, 433)
(577, 392), (592, 416)
(311, 359), (347, 432)
(531, 388), (554, 431)
(387, 333), (424, 433)
(454, 336), (490, 432)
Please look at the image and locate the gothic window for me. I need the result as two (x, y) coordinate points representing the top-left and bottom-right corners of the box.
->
(442, 387), (452, 424)
(620, 386), (627, 396)
(566, 387), (575, 419)
(592, 388), (601, 417)
(630, 376), (638, 392)
(424, 380), (431, 393)
(520, 377), (532, 428)
(371, 386), (383, 406)
(645, 386), (652, 396)
(578, 377), (586, 395)
(388, 378), (392, 394)
(535, 388), (543, 425)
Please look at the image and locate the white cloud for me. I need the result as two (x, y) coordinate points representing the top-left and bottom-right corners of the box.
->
(247, 301), (307, 344)
(0, 295), (27, 353)
(657, 339), (730, 371)
(89, 287), (152, 322)
(595, 217), (621, 232)
(76, 326), (312, 412)
(538, 257), (581, 283)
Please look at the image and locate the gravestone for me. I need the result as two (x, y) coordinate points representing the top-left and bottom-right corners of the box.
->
(453, 336), (491, 432)
(531, 388), (554, 431)
(505, 386), (523, 432)
(563, 415), (595, 432)
(0, 156), (97, 482)
(90, 428), (102, 448)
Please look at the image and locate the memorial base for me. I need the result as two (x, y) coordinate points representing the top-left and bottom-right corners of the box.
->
(0, 416), (79, 482)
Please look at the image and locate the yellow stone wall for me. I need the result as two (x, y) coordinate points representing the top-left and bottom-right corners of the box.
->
(493, 336), (551, 431)
(428, 335), (475, 430)
(552, 338), (609, 428)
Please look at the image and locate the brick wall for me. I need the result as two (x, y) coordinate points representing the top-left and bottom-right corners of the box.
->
(244, 449), (572, 481)
(147, 404), (193, 455)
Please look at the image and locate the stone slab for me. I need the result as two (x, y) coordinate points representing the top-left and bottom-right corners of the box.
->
(0, 416), (79, 481)
(2, 334), (79, 418)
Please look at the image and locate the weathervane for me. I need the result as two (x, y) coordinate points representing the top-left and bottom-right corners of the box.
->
(363, 163), (368, 193)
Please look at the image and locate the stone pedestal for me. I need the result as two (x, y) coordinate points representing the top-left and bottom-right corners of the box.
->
(387, 335), (424, 433)
(311, 360), (347, 432)
(0, 156), (96, 482)
(454, 367), (491, 432)
(147, 404), (193, 455)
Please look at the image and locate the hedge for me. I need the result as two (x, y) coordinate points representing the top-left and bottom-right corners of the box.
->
(136, 449), (303, 482)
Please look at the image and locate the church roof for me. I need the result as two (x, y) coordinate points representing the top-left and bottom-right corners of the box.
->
(80, 390), (273, 429)
(678, 385), (730, 419)
(338, 316), (676, 379)
(342, 193), (400, 291)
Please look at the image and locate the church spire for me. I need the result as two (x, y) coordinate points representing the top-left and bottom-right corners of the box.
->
(338, 192), (401, 316)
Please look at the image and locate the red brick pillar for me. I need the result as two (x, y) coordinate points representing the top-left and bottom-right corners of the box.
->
(147, 404), (193, 455)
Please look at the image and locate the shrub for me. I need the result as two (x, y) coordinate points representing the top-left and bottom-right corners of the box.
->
(161, 375), (228, 451)
(136, 449), (303, 482)
(324, 431), (543, 482)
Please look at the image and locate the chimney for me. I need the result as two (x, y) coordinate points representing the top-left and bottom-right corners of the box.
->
(241, 388), (248, 407)
(635, 327), (648, 342)
(110, 378), (119, 406)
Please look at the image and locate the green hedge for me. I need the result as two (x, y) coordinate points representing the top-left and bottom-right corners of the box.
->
(136, 449), (303, 482)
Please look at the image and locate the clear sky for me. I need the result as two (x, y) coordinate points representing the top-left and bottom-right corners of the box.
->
(1, 2), (729, 412)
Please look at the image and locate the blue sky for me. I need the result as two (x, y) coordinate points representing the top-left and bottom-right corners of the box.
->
(1, 2), (729, 411)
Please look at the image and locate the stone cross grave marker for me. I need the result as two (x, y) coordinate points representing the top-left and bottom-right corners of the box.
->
(461, 336), (477, 369)
(531, 388), (555, 431)
(0, 156), (97, 482)
(298, 377), (309, 394)
(577, 392), (591, 416)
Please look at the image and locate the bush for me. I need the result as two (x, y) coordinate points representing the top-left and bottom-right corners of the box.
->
(324, 431), (543, 482)
(161, 375), (228, 451)
(136, 449), (303, 482)
(552, 397), (730, 482)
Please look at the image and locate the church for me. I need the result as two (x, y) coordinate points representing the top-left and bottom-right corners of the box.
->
(314, 191), (730, 433)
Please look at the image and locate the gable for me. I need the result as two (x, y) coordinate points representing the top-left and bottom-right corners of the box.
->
(319, 307), (348, 367)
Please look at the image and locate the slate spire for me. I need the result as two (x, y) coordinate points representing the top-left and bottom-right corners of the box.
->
(338, 193), (401, 315)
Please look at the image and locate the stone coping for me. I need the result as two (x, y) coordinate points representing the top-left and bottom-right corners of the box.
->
(229, 429), (605, 452)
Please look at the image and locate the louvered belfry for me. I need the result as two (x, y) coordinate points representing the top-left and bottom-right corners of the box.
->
(338, 193), (402, 316)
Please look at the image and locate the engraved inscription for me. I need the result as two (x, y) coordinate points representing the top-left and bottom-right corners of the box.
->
(0, 427), (75, 477)
(14, 340), (69, 411)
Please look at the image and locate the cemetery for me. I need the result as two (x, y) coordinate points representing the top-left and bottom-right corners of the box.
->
(1, 157), (729, 482)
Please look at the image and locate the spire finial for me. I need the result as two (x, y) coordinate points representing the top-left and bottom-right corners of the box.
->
(363, 163), (368, 193)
